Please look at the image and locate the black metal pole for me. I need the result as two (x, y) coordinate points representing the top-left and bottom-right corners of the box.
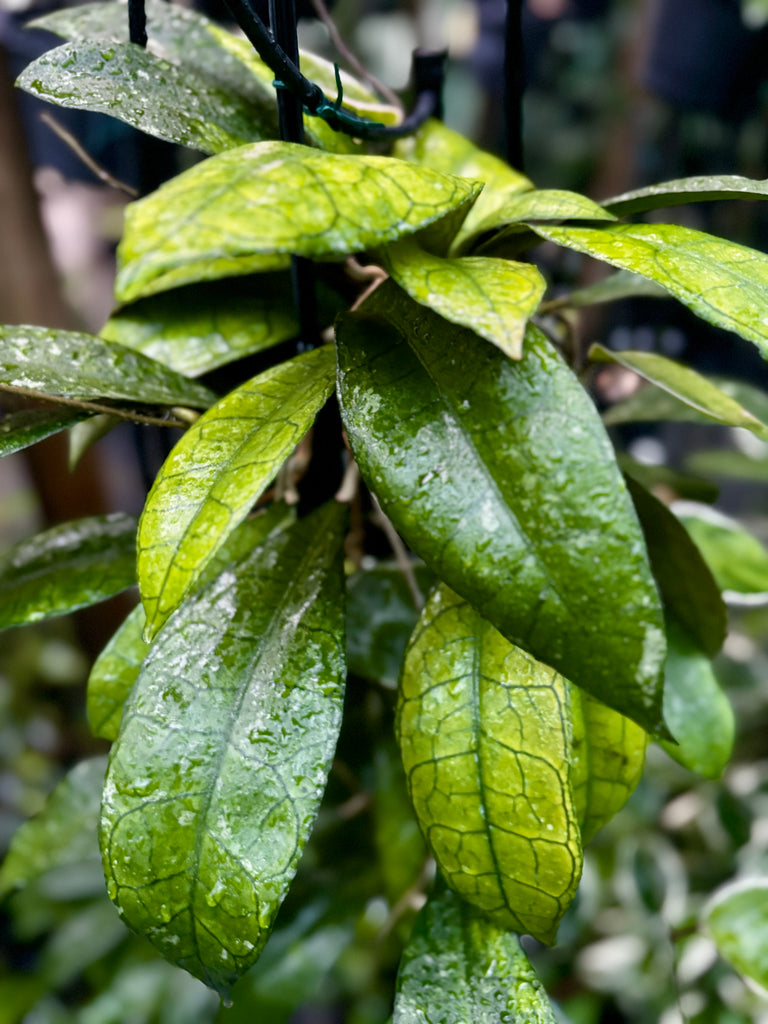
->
(128, 0), (147, 47)
(504, 0), (525, 170)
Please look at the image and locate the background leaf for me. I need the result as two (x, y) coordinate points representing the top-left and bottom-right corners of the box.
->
(0, 514), (137, 629)
(705, 879), (768, 992)
(397, 585), (582, 944)
(603, 174), (768, 217)
(0, 757), (106, 898)
(604, 375), (768, 430)
(675, 503), (768, 600)
(382, 238), (545, 360)
(394, 885), (557, 1024)
(534, 222), (768, 355)
(115, 142), (480, 302)
(337, 282), (666, 732)
(0, 407), (90, 456)
(137, 346), (335, 639)
(0, 325), (215, 407)
(101, 503), (347, 995)
(591, 345), (768, 440)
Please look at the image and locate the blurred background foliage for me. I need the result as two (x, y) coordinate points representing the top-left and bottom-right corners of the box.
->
(2, 0), (768, 1022)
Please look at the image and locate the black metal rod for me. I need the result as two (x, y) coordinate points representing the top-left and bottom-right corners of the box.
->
(128, 0), (147, 47)
(504, 0), (525, 170)
(269, 0), (305, 144)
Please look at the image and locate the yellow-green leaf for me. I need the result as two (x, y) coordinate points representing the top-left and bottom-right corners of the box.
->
(397, 585), (582, 944)
(382, 238), (545, 360)
(138, 347), (335, 639)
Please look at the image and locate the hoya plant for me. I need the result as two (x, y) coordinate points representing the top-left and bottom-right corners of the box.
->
(2, 0), (768, 1019)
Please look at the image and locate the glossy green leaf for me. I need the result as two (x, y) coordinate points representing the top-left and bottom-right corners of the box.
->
(591, 345), (768, 441)
(0, 325), (215, 407)
(337, 282), (666, 732)
(382, 238), (545, 360)
(346, 562), (432, 686)
(604, 376), (768, 431)
(89, 505), (293, 740)
(534, 222), (768, 354)
(705, 878), (768, 991)
(0, 514), (137, 629)
(618, 456), (719, 504)
(675, 503), (768, 599)
(0, 406), (90, 456)
(101, 503), (347, 994)
(397, 585), (582, 943)
(138, 346), (335, 639)
(0, 756), (106, 899)
(394, 885), (557, 1024)
(659, 615), (734, 778)
(116, 142), (480, 302)
(102, 276), (308, 377)
(546, 269), (668, 310)
(17, 41), (269, 155)
(569, 690), (647, 845)
(397, 119), (537, 254)
(626, 478), (726, 657)
(604, 174), (768, 218)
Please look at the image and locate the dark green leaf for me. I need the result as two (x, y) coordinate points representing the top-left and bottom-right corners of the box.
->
(373, 743), (426, 903)
(0, 406), (90, 456)
(17, 41), (268, 154)
(101, 503), (347, 994)
(0, 325), (215, 407)
(604, 174), (768, 218)
(533, 223), (768, 355)
(89, 505), (294, 739)
(591, 345), (768, 440)
(0, 514), (136, 629)
(0, 756), (106, 899)
(115, 143), (480, 302)
(569, 690), (647, 845)
(394, 885), (557, 1024)
(675, 504), (768, 598)
(659, 616), (734, 778)
(398, 585), (582, 943)
(705, 878), (768, 991)
(138, 346), (335, 639)
(626, 477), (727, 657)
(102, 275), (342, 377)
(382, 238), (545, 360)
(618, 456), (719, 504)
(346, 563), (432, 685)
(337, 282), (666, 733)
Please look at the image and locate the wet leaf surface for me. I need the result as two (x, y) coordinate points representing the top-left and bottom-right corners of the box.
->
(534, 222), (768, 354)
(604, 174), (768, 217)
(0, 407), (90, 456)
(397, 585), (582, 943)
(101, 503), (347, 995)
(394, 884), (557, 1023)
(138, 346), (335, 639)
(116, 142), (480, 302)
(0, 514), (137, 629)
(0, 325), (215, 407)
(382, 238), (545, 360)
(337, 282), (666, 732)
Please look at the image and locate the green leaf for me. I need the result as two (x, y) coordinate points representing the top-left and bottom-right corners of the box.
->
(0, 325), (215, 407)
(373, 743), (426, 903)
(68, 413), (121, 470)
(382, 238), (545, 360)
(115, 142), (480, 302)
(569, 690), (647, 845)
(394, 885), (557, 1024)
(337, 282), (666, 733)
(138, 346), (335, 640)
(626, 478), (726, 657)
(0, 514), (137, 629)
(705, 878), (768, 992)
(533, 222), (768, 355)
(397, 585), (582, 943)
(591, 345), (768, 441)
(603, 174), (768, 218)
(0, 406), (90, 456)
(659, 616), (734, 778)
(675, 503), (768, 599)
(17, 41), (268, 155)
(101, 503), (347, 995)
(101, 276), (309, 377)
(546, 269), (668, 310)
(346, 563), (432, 686)
(0, 756), (106, 899)
(89, 505), (294, 739)
(604, 376), (768, 431)
(618, 456), (719, 504)
(685, 448), (768, 483)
